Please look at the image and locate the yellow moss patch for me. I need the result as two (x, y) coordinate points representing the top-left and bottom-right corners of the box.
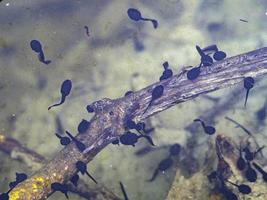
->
(9, 176), (47, 200)
(9, 188), (27, 200)
(32, 176), (46, 192)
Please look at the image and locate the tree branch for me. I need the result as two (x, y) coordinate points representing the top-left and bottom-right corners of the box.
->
(0, 134), (121, 200)
(8, 47), (267, 200)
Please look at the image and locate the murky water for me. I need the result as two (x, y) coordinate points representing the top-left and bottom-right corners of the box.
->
(0, 0), (267, 200)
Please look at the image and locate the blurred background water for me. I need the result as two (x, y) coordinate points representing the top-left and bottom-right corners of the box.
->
(0, 0), (267, 199)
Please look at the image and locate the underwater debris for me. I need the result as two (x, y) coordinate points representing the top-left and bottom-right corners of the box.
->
(243, 77), (255, 107)
(225, 116), (252, 136)
(240, 19), (248, 23)
(119, 182), (129, 200)
(30, 40), (51, 65)
(51, 182), (69, 199)
(193, 118), (216, 135)
(127, 8), (158, 29)
(48, 79), (72, 110)
(84, 25), (90, 37)
(75, 161), (97, 184)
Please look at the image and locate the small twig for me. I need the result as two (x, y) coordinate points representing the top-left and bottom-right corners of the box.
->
(0, 134), (121, 200)
(8, 47), (267, 200)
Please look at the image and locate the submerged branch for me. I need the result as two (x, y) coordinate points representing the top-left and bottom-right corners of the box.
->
(0, 134), (121, 200)
(8, 47), (267, 200)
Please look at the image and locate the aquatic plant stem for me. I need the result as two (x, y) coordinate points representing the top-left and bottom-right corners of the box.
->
(9, 47), (267, 200)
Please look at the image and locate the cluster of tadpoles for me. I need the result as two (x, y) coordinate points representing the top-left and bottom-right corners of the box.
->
(112, 119), (155, 146)
(185, 44), (256, 108)
(208, 142), (267, 200)
(208, 171), (252, 200)
(207, 118), (267, 199)
(0, 173), (28, 200)
(187, 44), (227, 80)
(236, 143), (267, 183)
(51, 160), (97, 199)
(147, 144), (181, 182)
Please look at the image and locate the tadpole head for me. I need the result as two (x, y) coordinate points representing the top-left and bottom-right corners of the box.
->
(30, 40), (42, 53)
(244, 77), (254, 89)
(127, 8), (141, 21)
(61, 79), (72, 96)
(60, 137), (71, 146)
(76, 161), (86, 173)
(205, 126), (216, 135)
(236, 157), (246, 171)
(187, 67), (201, 80)
(169, 144), (181, 156)
(152, 85), (164, 99)
(213, 51), (226, 61)
(238, 184), (251, 194)
(86, 105), (94, 113)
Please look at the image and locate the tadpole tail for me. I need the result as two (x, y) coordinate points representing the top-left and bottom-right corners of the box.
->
(38, 51), (51, 65)
(6, 186), (13, 194)
(64, 192), (69, 199)
(119, 182), (129, 200)
(55, 133), (62, 139)
(196, 45), (205, 57)
(140, 135), (155, 146)
(252, 162), (265, 174)
(244, 89), (249, 107)
(65, 131), (74, 140)
(85, 171), (98, 184)
(43, 60), (51, 65)
(48, 96), (66, 110)
(140, 17), (158, 29)
(194, 119), (206, 130)
(147, 169), (159, 182)
(150, 19), (158, 29)
(143, 101), (152, 116)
